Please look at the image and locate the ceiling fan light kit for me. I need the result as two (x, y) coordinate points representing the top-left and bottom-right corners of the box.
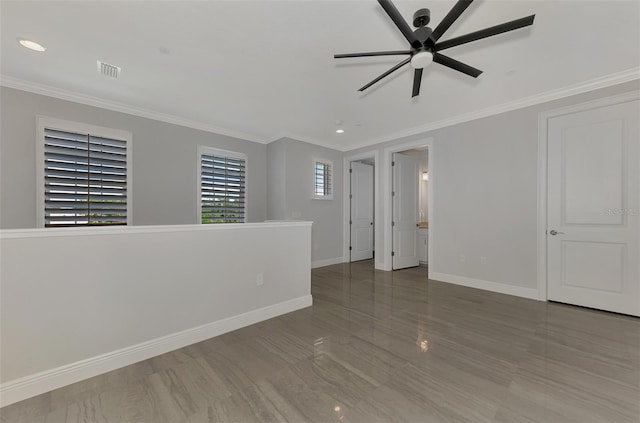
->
(411, 51), (433, 69)
(334, 0), (535, 98)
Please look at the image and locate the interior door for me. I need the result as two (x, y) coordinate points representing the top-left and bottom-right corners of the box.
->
(547, 99), (639, 316)
(393, 153), (419, 270)
(351, 162), (374, 261)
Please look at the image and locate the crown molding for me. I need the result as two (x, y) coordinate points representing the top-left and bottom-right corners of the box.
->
(3, 68), (638, 153)
(344, 67), (640, 152)
(267, 131), (319, 145)
(0, 75), (268, 144)
(267, 131), (345, 151)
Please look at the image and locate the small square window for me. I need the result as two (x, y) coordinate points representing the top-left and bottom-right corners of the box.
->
(313, 160), (333, 200)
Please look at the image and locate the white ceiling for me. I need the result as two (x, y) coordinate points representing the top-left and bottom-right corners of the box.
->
(2, 1), (639, 150)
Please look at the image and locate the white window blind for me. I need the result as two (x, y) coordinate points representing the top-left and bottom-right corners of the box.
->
(314, 160), (333, 199)
(44, 128), (128, 227)
(200, 152), (246, 223)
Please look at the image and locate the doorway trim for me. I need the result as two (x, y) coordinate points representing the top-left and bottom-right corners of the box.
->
(382, 138), (434, 272)
(536, 90), (640, 302)
(343, 150), (380, 266)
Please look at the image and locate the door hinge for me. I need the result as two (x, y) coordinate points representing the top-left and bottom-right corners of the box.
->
(392, 221), (395, 227)
(349, 168), (353, 173)
(392, 161), (395, 166)
(349, 220), (352, 225)
(392, 191), (395, 197)
(349, 246), (352, 251)
(349, 194), (352, 199)
(392, 251), (395, 257)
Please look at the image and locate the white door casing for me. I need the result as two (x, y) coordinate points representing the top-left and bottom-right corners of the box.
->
(351, 162), (374, 261)
(393, 153), (419, 270)
(547, 99), (639, 316)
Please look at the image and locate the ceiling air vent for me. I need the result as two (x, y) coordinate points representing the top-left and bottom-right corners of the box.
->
(97, 61), (121, 79)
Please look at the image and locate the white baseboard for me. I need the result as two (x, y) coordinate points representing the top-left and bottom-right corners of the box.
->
(311, 257), (345, 269)
(0, 295), (312, 408)
(430, 272), (539, 300)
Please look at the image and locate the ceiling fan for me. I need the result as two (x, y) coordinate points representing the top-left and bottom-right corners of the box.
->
(334, 0), (535, 97)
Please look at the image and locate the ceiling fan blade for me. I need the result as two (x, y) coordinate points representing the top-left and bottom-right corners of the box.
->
(429, 0), (474, 44)
(377, 0), (422, 49)
(334, 50), (411, 59)
(358, 57), (411, 92)
(433, 53), (482, 78)
(435, 15), (535, 51)
(412, 69), (423, 97)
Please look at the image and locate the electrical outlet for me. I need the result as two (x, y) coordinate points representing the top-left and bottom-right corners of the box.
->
(480, 256), (488, 265)
(460, 254), (466, 263)
(256, 273), (263, 286)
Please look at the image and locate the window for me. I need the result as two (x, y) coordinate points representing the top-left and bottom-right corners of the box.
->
(38, 118), (131, 227)
(313, 159), (333, 200)
(199, 147), (246, 223)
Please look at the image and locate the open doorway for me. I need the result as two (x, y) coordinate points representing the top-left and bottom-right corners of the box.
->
(391, 147), (429, 270)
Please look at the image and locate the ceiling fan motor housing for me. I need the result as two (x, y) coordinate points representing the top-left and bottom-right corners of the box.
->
(413, 26), (433, 44)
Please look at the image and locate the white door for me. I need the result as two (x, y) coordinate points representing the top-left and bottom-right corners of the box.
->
(393, 153), (419, 270)
(547, 99), (639, 316)
(351, 162), (374, 261)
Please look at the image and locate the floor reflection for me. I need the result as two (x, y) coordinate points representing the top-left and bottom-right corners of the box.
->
(2, 260), (638, 423)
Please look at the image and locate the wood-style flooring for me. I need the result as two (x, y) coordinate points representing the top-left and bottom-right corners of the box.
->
(2, 260), (639, 422)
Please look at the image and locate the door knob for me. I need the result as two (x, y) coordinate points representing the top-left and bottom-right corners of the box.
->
(549, 230), (564, 235)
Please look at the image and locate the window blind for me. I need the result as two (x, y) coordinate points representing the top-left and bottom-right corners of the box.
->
(44, 128), (128, 227)
(201, 154), (246, 223)
(314, 161), (332, 197)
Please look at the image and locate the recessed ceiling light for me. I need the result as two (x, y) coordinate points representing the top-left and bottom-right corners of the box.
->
(336, 129), (345, 134)
(17, 38), (46, 52)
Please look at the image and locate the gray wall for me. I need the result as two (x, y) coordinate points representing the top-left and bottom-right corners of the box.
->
(266, 138), (287, 220)
(4, 80), (638, 285)
(349, 80), (640, 290)
(0, 87), (267, 228)
(266, 137), (344, 265)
